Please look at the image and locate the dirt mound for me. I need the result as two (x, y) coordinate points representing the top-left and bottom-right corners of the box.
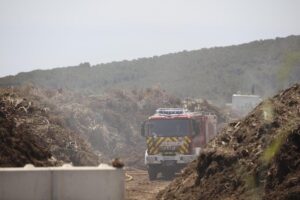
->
(0, 84), (227, 169)
(68, 87), (181, 168)
(0, 88), (98, 167)
(157, 84), (300, 200)
(0, 110), (54, 167)
(184, 98), (229, 123)
(0, 85), (181, 168)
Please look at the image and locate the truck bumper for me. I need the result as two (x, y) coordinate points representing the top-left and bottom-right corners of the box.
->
(145, 151), (197, 165)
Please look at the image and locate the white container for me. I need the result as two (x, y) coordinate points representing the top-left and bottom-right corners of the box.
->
(0, 164), (124, 200)
(232, 94), (262, 116)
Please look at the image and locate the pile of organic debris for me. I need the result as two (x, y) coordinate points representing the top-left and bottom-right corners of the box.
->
(183, 98), (229, 123)
(57, 87), (181, 168)
(0, 83), (228, 169)
(0, 85), (182, 168)
(0, 87), (98, 167)
(158, 84), (300, 200)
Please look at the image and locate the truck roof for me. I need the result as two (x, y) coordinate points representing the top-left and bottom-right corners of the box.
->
(149, 114), (193, 120)
(148, 108), (215, 120)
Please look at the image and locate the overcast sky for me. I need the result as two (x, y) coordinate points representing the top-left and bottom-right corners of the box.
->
(0, 0), (300, 77)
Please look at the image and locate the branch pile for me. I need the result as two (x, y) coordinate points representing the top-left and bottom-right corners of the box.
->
(0, 87), (98, 167)
(158, 84), (300, 200)
(0, 85), (181, 168)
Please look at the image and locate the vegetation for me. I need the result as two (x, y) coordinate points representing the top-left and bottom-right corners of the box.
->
(0, 35), (300, 104)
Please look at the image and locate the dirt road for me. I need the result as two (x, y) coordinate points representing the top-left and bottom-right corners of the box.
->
(125, 170), (171, 200)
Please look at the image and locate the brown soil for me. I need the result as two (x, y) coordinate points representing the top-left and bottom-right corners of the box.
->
(126, 169), (171, 200)
(158, 84), (300, 200)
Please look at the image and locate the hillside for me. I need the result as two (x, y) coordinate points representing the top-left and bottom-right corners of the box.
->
(1, 35), (300, 104)
(157, 84), (300, 200)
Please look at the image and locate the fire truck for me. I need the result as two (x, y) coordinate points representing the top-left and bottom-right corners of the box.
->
(141, 108), (217, 180)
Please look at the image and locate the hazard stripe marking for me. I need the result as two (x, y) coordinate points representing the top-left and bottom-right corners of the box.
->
(147, 136), (191, 155)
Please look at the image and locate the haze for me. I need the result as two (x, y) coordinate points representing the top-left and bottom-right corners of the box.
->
(0, 0), (299, 77)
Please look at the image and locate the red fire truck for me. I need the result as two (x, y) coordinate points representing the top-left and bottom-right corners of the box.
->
(141, 108), (217, 180)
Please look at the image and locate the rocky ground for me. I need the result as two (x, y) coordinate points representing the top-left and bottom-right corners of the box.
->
(157, 84), (300, 200)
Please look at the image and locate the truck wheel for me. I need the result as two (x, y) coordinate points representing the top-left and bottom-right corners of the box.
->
(148, 165), (158, 181)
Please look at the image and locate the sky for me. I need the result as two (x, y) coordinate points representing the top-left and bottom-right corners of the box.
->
(0, 0), (300, 77)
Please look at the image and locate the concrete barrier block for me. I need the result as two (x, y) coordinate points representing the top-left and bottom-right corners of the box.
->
(0, 168), (51, 200)
(0, 165), (124, 200)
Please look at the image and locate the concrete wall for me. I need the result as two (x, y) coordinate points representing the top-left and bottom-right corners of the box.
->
(0, 164), (124, 200)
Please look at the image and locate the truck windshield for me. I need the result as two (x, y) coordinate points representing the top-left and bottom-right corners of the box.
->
(146, 119), (190, 137)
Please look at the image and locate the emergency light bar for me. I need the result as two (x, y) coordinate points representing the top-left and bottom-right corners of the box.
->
(156, 108), (188, 115)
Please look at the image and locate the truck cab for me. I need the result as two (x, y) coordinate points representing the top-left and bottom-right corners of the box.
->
(141, 108), (217, 180)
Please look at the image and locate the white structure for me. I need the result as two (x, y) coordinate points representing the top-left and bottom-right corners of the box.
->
(232, 94), (262, 117)
(0, 164), (124, 200)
